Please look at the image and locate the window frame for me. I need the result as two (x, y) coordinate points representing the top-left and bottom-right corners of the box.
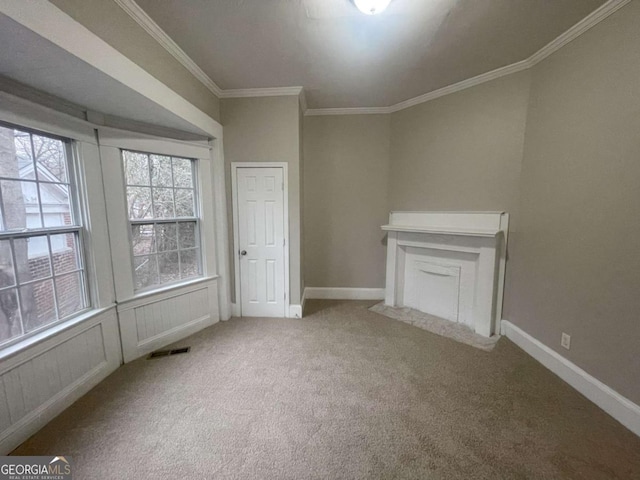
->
(0, 121), (91, 349)
(121, 149), (203, 293)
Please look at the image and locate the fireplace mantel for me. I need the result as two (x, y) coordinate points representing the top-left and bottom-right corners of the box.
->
(382, 211), (509, 337)
(381, 224), (501, 237)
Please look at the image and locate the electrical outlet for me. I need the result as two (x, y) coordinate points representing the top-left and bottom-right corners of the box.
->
(561, 332), (571, 350)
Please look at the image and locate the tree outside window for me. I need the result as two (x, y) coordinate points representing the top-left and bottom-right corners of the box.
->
(0, 125), (87, 346)
(123, 150), (201, 291)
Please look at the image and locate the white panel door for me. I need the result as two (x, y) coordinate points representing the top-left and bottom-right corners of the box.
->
(237, 167), (286, 317)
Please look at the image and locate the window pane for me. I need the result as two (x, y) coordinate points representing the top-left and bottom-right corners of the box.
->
(33, 134), (68, 183)
(16, 236), (51, 283)
(134, 255), (159, 290)
(0, 125), (87, 346)
(42, 183), (71, 228)
(0, 240), (15, 288)
(179, 248), (199, 278)
(150, 155), (173, 187)
(0, 288), (21, 343)
(178, 222), (197, 249)
(123, 150), (199, 291)
(174, 189), (194, 217)
(153, 188), (175, 218)
(21, 279), (56, 332)
(55, 272), (84, 318)
(1, 179), (41, 230)
(127, 186), (153, 219)
(3, 128), (33, 180)
(123, 151), (150, 186)
(51, 233), (81, 275)
(172, 158), (193, 188)
(156, 223), (177, 252)
(131, 224), (156, 256)
(158, 251), (179, 284)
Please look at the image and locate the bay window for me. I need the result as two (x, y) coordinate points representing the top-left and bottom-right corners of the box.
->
(0, 123), (87, 346)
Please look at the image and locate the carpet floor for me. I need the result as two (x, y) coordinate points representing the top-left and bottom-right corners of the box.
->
(12, 300), (640, 479)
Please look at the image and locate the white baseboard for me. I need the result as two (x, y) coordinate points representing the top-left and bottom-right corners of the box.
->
(233, 290), (307, 319)
(305, 287), (385, 300)
(501, 320), (640, 437)
(288, 288), (307, 318)
(301, 287), (306, 313)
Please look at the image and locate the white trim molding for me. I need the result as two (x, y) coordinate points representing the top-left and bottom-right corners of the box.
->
(501, 320), (640, 438)
(305, 106), (391, 117)
(304, 0), (630, 116)
(386, 60), (530, 113)
(289, 305), (303, 318)
(298, 89), (308, 113)
(527, 0), (631, 67)
(219, 86), (304, 99)
(110, 0), (629, 114)
(305, 287), (385, 301)
(113, 0), (223, 96)
(288, 287), (307, 318)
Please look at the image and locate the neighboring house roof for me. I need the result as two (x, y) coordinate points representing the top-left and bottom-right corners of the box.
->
(18, 161), (69, 209)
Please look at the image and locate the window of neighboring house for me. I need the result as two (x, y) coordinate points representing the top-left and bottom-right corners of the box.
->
(122, 150), (201, 291)
(0, 123), (88, 347)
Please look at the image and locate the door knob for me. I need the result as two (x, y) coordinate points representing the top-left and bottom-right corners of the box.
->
(240, 250), (247, 256)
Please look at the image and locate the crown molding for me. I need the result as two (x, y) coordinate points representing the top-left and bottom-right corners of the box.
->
(305, 106), (391, 116)
(307, 0), (629, 116)
(304, 59), (530, 116)
(386, 59), (531, 113)
(528, 0), (631, 67)
(113, 0), (304, 103)
(115, 0), (629, 115)
(298, 89), (308, 113)
(218, 86), (304, 99)
(113, 0), (223, 97)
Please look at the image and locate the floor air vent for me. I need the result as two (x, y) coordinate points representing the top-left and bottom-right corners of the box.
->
(147, 347), (191, 359)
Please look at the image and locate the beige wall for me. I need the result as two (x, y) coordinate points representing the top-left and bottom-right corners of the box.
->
(388, 70), (531, 228)
(50, 0), (220, 122)
(302, 72), (529, 289)
(505, 2), (640, 404)
(303, 115), (390, 288)
(221, 96), (303, 304)
(299, 103), (305, 293)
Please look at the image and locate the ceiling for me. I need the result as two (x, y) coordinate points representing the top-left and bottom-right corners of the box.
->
(0, 14), (210, 137)
(134, 0), (607, 109)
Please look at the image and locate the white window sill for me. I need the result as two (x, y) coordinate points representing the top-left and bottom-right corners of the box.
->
(0, 277), (220, 362)
(0, 305), (116, 363)
(117, 275), (219, 311)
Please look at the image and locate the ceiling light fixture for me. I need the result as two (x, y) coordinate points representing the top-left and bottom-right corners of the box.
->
(354, 0), (392, 15)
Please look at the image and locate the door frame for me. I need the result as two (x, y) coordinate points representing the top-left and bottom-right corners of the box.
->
(231, 162), (289, 317)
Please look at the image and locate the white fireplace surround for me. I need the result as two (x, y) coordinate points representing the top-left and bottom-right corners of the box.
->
(382, 212), (509, 337)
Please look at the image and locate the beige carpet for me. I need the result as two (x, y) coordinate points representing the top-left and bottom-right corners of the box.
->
(12, 300), (640, 479)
